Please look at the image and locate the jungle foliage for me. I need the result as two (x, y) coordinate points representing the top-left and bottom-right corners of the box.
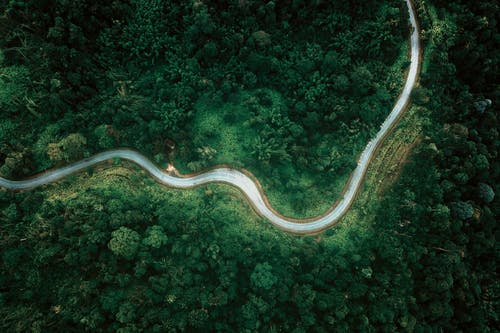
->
(0, 0), (498, 332)
(0, 0), (408, 215)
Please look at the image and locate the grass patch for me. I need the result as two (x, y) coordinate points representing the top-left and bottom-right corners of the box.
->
(336, 104), (424, 235)
(190, 92), (262, 167)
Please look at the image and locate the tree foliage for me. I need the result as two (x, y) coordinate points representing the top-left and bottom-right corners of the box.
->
(109, 227), (141, 259)
(0, 0), (498, 332)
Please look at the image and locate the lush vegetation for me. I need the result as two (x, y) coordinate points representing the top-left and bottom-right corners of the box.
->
(0, 0), (498, 332)
(0, 0), (408, 216)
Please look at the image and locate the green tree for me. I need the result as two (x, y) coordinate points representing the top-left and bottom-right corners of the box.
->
(350, 65), (374, 96)
(251, 262), (278, 290)
(143, 225), (168, 249)
(109, 227), (141, 259)
(93, 125), (116, 149)
(48, 133), (88, 163)
(0, 65), (30, 114)
(451, 201), (474, 220)
(478, 183), (495, 203)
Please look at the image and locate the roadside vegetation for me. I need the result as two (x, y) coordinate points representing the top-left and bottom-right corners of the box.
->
(0, 0), (407, 217)
(0, 0), (498, 332)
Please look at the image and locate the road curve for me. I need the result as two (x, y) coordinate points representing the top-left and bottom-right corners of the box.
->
(0, 0), (420, 234)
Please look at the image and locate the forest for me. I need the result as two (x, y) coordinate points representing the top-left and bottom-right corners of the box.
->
(0, 0), (409, 216)
(0, 0), (498, 332)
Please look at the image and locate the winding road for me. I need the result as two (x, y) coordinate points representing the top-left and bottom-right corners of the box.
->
(0, 0), (421, 234)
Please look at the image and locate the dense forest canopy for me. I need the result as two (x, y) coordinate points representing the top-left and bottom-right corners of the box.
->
(0, 0), (409, 216)
(0, 0), (499, 332)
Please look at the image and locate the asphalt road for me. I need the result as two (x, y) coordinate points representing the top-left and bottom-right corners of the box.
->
(0, 0), (421, 234)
